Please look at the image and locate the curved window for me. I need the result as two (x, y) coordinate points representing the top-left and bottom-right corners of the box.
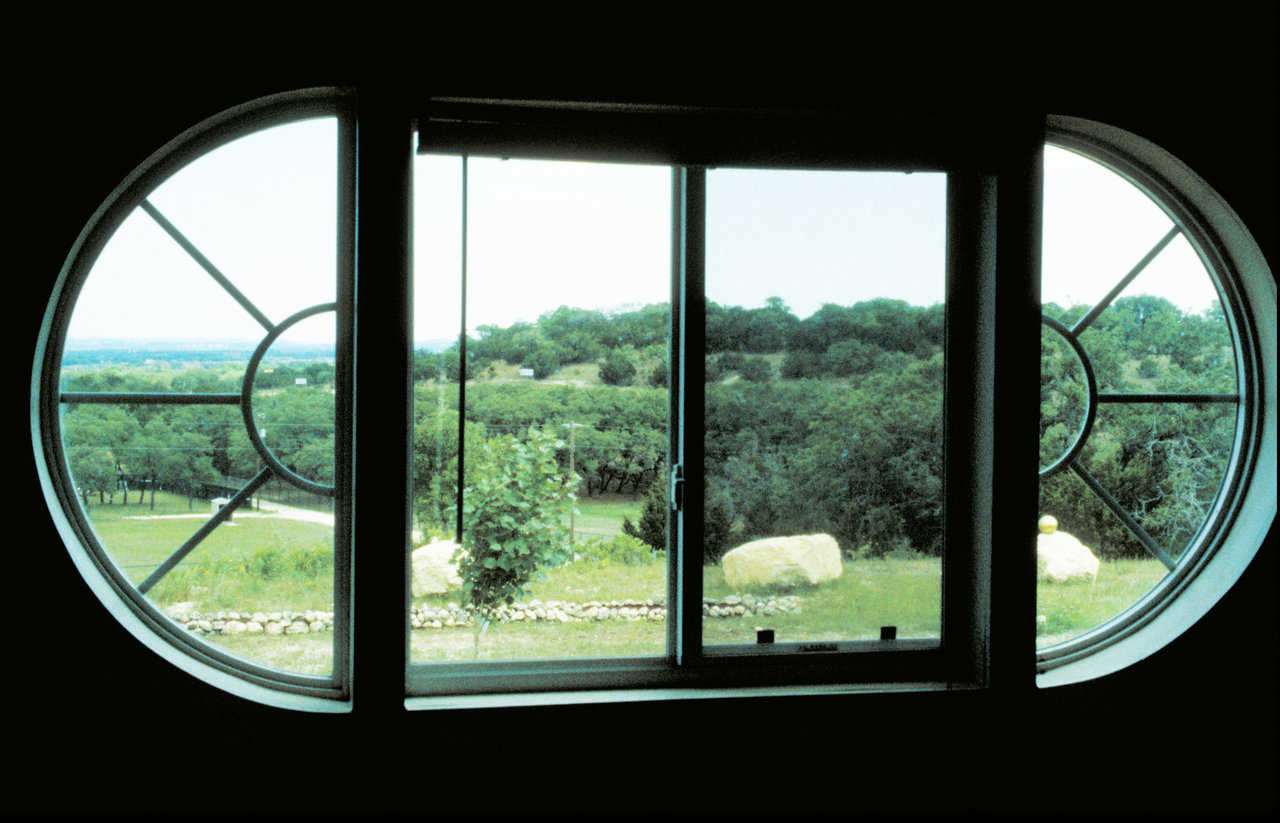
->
(33, 90), (353, 708)
(31, 92), (1275, 708)
(1036, 115), (1276, 684)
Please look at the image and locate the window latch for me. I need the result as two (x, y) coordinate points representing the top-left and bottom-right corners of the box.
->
(669, 463), (685, 512)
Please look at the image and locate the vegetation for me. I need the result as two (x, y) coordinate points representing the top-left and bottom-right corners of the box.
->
(64, 293), (1235, 568)
(453, 427), (577, 647)
(64, 290), (1234, 674)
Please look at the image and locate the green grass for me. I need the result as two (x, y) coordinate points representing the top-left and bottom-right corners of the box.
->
(87, 492), (1174, 670)
(565, 493), (643, 538)
(1036, 558), (1169, 646)
(85, 491), (335, 611)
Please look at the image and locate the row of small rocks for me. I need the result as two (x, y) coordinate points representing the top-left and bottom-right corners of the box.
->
(175, 596), (803, 637)
(410, 594), (802, 628)
(179, 610), (333, 637)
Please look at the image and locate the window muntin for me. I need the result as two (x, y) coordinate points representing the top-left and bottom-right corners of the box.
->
(702, 167), (947, 651)
(1034, 120), (1272, 679)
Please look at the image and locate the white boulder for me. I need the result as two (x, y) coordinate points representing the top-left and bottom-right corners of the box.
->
(721, 534), (843, 589)
(1036, 515), (1100, 583)
(411, 539), (464, 597)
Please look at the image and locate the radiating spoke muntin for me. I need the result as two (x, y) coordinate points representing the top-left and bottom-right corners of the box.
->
(1042, 223), (1238, 569)
(139, 200), (277, 334)
(61, 205), (335, 592)
(137, 468), (275, 593)
(1070, 224), (1181, 336)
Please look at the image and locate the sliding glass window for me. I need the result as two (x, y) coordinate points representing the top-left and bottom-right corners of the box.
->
(702, 168), (947, 654)
(411, 150), (672, 665)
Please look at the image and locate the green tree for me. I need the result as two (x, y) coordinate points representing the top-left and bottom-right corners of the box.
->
(525, 344), (561, 380)
(598, 350), (637, 386)
(454, 428), (577, 651)
(737, 356), (772, 382)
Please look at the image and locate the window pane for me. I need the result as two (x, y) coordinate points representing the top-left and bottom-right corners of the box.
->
(412, 154), (671, 662)
(1037, 145), (1239, 649)
(60, 118), (339, 676)
(703, 168), (947, 648)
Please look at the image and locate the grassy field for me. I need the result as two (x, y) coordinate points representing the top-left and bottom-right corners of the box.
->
(81, 491), (1172, 674)
(565, 492), (643, 538)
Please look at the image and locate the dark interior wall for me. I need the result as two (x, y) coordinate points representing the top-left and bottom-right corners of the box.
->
(8, 24), (1275, 813)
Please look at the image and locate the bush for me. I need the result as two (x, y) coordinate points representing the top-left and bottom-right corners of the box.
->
(576, 533), (660, 566)
(648, 359), (668, 388)
(622, 475), (668, 551)
(525, 346), (561, 380)
(599, 350), (637, 386)
(737, 356), (772, 382)
(780, 351), (827, 379)
(454, 428), (577, 618)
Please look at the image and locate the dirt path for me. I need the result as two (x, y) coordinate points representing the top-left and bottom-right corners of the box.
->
(124, 500), (335, 527)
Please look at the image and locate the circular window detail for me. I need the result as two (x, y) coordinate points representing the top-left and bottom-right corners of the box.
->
(1036, 116), (1275, 684)
(33, 89), (351, 708)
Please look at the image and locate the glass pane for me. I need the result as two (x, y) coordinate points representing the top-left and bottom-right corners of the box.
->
(704, 168), (947, 648)
(60, 118), (338, 676)
(1037, 145), (1239, 649)
(412, 153), (671, 662)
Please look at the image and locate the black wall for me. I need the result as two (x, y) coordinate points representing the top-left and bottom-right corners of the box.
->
(8, 23), (1276, 814)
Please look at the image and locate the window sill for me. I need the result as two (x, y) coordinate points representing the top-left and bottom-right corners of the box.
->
(405, 678), (976, 712)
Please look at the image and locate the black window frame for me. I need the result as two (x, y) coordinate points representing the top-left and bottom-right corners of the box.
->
(403, 96), (1044, 700)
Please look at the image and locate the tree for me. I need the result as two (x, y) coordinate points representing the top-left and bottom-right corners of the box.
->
(524, 344), (561, 380)
(454, 428), (577, 651)
(412, 349), (441, 382)
(622, 473), (667, 552)
(598, 350), (637, 386)
(737, 356), (772, 382)
(648, 359), (668, 388)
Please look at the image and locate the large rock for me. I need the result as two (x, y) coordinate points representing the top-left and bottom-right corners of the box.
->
(411, 539), (464, 597)
(721, 534), (843, 589)
(1036, 515), (1100, 583)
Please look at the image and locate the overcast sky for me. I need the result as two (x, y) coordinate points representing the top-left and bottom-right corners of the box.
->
(65, 117), (1222, 348)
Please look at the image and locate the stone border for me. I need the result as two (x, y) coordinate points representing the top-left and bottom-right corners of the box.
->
(175, 595), (804, 637)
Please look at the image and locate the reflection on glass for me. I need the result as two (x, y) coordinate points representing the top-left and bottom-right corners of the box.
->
(412, 154), (671, 662)
(60, 118), (338, 676)
(704, 168), (947, 647)
(1037, 145), (1238, 649)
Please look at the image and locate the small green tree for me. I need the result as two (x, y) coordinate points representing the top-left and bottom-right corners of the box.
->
(454, 427), (577, 652)
(525, 344), (561, 380)
(598, 350), (637, 386)
(622, 473), (668, 551)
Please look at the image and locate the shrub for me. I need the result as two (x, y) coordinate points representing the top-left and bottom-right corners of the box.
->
(454, 428), (577, 622)
(705, 355), (725, 382)
(737, 356), (772, 382)
(622, 474), (668, 551)
(648, 359), (668, 388)
(576, 533), (660, 566)
(598, 350), (637, 386)
(525, 345), (561, 380)
(781, 351), (827, 379)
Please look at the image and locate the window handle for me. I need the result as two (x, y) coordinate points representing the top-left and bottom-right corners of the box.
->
(669, 463), (686, 512)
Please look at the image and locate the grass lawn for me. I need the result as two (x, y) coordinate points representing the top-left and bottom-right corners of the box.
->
(82, 491), (1175, 673)
(1036, 558), (1169, 647)
(84, 492), (335, 610)
(565, 492), (643, 538)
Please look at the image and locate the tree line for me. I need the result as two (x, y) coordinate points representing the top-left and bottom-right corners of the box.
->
(62, 293), (1236, 564)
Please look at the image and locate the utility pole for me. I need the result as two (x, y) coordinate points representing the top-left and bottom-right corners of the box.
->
(564, 422), (585, 548)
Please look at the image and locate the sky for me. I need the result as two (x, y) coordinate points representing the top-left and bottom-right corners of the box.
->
(65, 118), (1223, 348)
